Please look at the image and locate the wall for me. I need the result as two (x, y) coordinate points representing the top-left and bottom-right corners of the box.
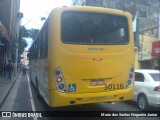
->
(0, 0), (20, 41)
(134, 47), (140, 69)
(0, 0), (12, 31)
(139, 34), (157, 69)
(139, 34), (157, 52)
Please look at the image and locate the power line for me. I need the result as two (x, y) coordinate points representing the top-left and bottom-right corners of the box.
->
(21, 17), (46, 28)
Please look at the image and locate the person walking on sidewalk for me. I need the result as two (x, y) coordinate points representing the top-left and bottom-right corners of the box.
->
(6, 60), (13, 83)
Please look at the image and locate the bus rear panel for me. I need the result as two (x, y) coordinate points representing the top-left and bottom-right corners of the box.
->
(47, 7), (134, 107)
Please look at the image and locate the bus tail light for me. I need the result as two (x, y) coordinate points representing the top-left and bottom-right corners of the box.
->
(54, 67), (66, 92)
(56, 77), (63, 82)
(126, 65), (134, 88)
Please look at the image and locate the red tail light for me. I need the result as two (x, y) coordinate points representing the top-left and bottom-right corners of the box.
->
(154, 86), (160, 92)
(129, 74), (133, 78)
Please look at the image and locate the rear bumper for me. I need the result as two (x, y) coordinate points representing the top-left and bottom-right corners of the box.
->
(148, 94), (160, 107)
(49, 87), (134, 107)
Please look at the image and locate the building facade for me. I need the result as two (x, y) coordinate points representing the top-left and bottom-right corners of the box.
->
(21, 51), (29, 66)
(72, 0), (160, 17)
(0, 0), (21, 76)
(139, 34), (157, 69)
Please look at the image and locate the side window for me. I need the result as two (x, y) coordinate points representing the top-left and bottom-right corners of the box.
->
(43, 21), (48, 58)
(135, 72), (145, 82)
(35, 41), (38, 59)
(36, 35), (42, 59)
(42, 28), (46, 57)
(33, 42), (37, 59)
(30, 46), (33, 60)
(38, 36), (41, 58)
(39, 33), (43, 58)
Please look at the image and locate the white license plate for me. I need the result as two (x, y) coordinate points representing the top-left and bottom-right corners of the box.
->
(90, 79), (104, 86)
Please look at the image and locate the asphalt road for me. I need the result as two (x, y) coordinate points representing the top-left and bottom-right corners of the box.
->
(0, 72), (159, 120)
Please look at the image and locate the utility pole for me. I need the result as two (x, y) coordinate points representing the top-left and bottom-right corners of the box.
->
(15, 42), (18, 75)
(15, 12), (23, 75)
(136, 18), (139, 48)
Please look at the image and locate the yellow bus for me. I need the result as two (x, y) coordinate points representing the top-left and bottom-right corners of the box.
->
(29, 6), (134, 107)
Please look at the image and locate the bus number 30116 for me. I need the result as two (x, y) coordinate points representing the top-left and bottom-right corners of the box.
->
(104, 84), (124, 90)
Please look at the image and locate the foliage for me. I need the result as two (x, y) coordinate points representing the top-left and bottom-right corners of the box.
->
(18, 26), (28, 55)
(28, 28), (39, 40)
(18, 26), (39, 55)
(19, 26), (39, 40)
(18, 38), (28, 55)
(19, 26), (30, 38)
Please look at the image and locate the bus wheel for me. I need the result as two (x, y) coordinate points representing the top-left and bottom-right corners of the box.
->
(36, 78), (40, 98)
(138, 94), (149, 111)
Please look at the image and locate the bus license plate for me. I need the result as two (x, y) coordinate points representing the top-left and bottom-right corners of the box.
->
(90, 79), (104, 86)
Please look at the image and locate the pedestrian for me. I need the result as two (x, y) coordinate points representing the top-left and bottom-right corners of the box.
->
(5, 60), (13, 83)
(23, 65), (26, 75)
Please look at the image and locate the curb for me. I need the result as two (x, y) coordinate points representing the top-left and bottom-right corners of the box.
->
(0, 73), (21, 109)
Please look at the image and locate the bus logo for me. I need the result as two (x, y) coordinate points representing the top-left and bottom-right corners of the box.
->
(69, 84), (76, 92)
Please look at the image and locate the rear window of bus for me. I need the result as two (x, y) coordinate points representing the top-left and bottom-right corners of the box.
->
(61, 11), (129, 45)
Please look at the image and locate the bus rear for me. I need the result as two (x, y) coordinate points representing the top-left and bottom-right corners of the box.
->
(48, 6), (134, 107)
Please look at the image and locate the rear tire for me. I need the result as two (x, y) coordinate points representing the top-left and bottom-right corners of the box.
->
(138, 94), (149, 111)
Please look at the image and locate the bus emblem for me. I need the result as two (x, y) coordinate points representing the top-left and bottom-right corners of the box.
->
(88, 48), (105, 50)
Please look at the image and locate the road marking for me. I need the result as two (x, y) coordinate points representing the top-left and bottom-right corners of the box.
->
(27, 74), (38, 120)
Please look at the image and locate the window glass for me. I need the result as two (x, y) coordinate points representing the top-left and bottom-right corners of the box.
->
(34, 43), (36, 59)
(30, 46), (33, 60)
(61, 11), (129, 45)
(38, 35), (42, 58)
(44, 22), (48, 57)
(149, 73), (160, 82)
(40, 33), (43, 57)
(42, 30), (46, 57)
(30, 21), (48, 59)
(135, 72), (145, 82)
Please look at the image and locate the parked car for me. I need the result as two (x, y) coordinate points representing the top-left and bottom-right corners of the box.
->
(134, 69), (160, 111)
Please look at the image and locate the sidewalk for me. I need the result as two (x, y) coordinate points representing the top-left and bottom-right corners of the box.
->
(0, 73), (20, 109)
